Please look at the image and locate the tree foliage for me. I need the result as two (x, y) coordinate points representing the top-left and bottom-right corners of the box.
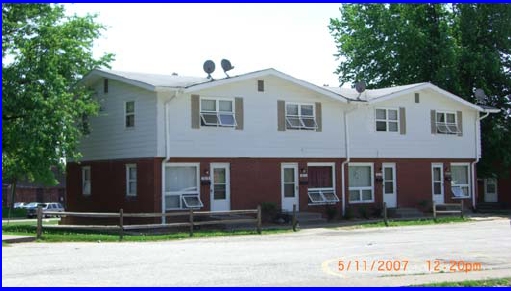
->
(329, 4), (511, 178)
(2, 4), (114, 187)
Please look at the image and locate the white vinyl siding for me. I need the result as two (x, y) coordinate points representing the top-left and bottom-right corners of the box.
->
(78, 80), (158, 161)
(82, 166), (91, 196)
(126, 164), (137, 197)
(348, 163), (374, 203)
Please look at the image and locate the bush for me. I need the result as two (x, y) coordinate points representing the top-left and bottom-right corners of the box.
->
(344, 207), (354, 220)
(260, 202), (279, 223)
(358, 206), (369, 219)
(2, 207), (27, 218)
(325, 204), (337, 221)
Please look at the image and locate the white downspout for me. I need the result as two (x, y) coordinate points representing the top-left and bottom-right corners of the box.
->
(341, 105), (358, 216)
(471, 111), (490, 210)
(161, 90), (179, 223)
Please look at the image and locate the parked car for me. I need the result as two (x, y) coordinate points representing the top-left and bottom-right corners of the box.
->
(13, 202), (26, 209)
(26, 202), (65, 218)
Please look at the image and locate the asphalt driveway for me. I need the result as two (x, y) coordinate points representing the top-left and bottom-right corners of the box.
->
(2, 218), (511, 286)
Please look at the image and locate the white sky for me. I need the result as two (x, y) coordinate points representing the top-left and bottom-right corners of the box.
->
(64, 3), (345, 87)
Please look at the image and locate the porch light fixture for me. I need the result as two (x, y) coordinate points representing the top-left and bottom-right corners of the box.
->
(300, 168), (307, 174)
(204, 169), (210, 176)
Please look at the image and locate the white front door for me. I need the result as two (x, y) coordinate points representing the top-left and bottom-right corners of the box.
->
(432, 164), (444, 204)
(484, 178), (498, 202)
(210, 163), (230, 211)
(281, 163), (299, 212)
(382, 163), (397, 208)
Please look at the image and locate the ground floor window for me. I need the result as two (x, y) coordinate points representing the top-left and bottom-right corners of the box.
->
(450, 164), (470, 198)
(164, 164), (203, 209)
(348, 163), (374, 203)
(485, 178), (497, 195)
(307, 164), (339, 204)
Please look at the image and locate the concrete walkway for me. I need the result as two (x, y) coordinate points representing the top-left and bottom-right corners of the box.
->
(2, 235), (36, 244)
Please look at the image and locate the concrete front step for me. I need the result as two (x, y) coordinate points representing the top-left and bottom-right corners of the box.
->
(389, 208), (424, 218)
(281, 212), (327, 224)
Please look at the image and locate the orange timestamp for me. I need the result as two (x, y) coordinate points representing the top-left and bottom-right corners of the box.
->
(338, 260), (409, 272)
(426, 260), (482, 273)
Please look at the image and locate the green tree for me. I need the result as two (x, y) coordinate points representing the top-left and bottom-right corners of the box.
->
(329, 4), (511, 178)
(2, 4), (114, 209)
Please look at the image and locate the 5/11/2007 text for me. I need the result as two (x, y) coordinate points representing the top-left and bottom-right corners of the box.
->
(338, 260), (409, 272)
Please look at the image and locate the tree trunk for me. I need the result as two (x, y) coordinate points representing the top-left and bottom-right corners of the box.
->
(7, 179), (17, 223)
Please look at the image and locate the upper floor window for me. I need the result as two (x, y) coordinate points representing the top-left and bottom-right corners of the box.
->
(436, 111), (459, 134)
(375, 108), (399, 132)
(82, 166), (91, 196)
(125, 101), (135, 128)
(200, 98), (237, 127)
(285, 103), (317, 130)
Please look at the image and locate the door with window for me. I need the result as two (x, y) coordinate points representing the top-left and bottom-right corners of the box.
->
(281, 164), (299, 212)
(210, 163), (230, 211)
(484, 178), (498, 202)
(432, 164), (444, 204)
(382, 163), (397, 208)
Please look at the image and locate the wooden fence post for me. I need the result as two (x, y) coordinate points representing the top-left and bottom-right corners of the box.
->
(383, 202), (388, 227)
(460, 200), (464, 219)
(433, 201), (437, 220)
(256, 205), (262, 234)
(189, 208), (194, 237)
(36, 206), (43, 239)
(292, 204), (297, 232)
(119, 209), (124, 241)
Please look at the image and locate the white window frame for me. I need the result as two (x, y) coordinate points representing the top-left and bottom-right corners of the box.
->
(200, 97), (237, 127)
(375, 108), (399, 132)
(436, 111), (459, 135)
(450, 163), (471, 198)
(285, 102), (318, 130)
(163, 163), (203, 210)
(126, 164), (137, 197)
(82, 166), (91, 196)
(125, 101), (135, 128)
(307, 162), (339, 205)
(484, 178), (498, 196)
(348, 163), (374, 203)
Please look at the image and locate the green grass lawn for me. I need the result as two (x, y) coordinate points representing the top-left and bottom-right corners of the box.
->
(2, 221), (291, 242)
(416, 277), (511, 286)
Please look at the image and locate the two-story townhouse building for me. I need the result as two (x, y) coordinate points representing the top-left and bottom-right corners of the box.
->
(66, 68), (498, 221)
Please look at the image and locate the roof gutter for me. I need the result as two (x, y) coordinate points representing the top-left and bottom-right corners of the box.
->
(162, 90), (180, 224)
(341, 104), (358, 216)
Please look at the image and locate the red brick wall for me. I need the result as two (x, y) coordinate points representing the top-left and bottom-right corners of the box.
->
(2, 186), (65, 207)
(66, 158), (163, 217)
(498, 171), (511, 208)
(66, 157), (477, 221)
(343, 158), (476, 215)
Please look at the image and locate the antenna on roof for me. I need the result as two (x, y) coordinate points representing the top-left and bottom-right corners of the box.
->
(221, 59), (234, 78)
(355, 81), (366, 100)
(474, 88), (486, 104)
(203, 60), (216, 80)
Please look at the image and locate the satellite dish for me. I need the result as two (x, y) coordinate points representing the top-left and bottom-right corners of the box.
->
(203, 60), (216, 79)
(221, 59), (234, 78)
(474, 88), (486, 103)
(355, 81), (366, 93)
